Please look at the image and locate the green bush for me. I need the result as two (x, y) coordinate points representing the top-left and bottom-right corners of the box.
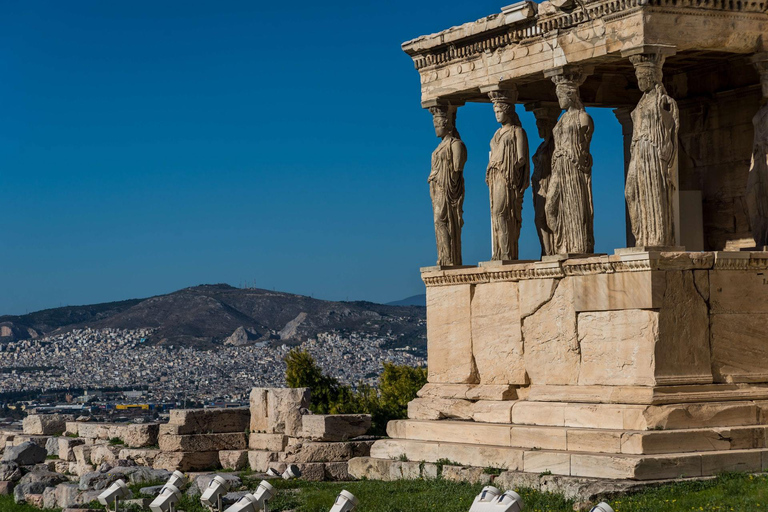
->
(284, 349), (427, 435)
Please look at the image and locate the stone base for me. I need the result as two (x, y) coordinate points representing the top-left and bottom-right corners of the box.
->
(420, 265), (476, 272)
(614, 246), (686, 255)
(479, 260), (537, 267)
(348, 457), (726, 502)
(541, 253), (606, 262)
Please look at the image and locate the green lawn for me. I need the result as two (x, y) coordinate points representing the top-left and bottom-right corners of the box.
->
(2, 472), (767, 512)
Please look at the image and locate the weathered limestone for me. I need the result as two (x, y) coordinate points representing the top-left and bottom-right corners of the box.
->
(218, 450), (248, 471)
(544, 68), (595, 255)
(158, 433), (247, 452)
(747, 53), (768, 248)
(22, 415), (74, 436)
(248, 433), (289, 452)
(167, 408), (250, 435)
(428, 104), (467, 266)
(624, 46), (680, 248)
(152, 451), (219, 472)
(300, 415), (371, 442)
(249, 387), (310, 436)
(484, 86), (530, 261)
(425, 284), (476, 384)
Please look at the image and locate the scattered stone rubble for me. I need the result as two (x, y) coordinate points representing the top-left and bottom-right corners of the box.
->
(0, 387), (374, 508)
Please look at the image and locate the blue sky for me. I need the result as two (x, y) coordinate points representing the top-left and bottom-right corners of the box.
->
(0, 1), (626, 315)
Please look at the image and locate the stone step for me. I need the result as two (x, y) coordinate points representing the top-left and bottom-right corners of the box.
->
(527, 383), (768, 405)
(388, 419), (768, 454)
(366, 439), (768, 480)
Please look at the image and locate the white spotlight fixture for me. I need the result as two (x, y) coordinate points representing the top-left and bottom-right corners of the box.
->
(469, 486), (501, 512)
(329, 490), (358, 512)
(494, 491), (524, 512)
(282, 464), (301, 480)
(149, 484), (182, 512)
(265, 468), (281, 477)
(166, 470), (187, 490)
(590, 504), (615, 512)
(224, 481), (275, 512)
(97, 479), (130, 512)
(201, 476), (230, 512)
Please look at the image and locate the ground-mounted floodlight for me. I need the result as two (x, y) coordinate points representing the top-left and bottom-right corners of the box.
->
(265, 468), (281, 477)
(329, 490), (358, 512)
(469, 486), (501, 512)
(282, 464), (301, 480)
(166, 470), (187, 490)
(149, 484), (182, 512)
(201, 476), (230, 512)
(590, 504), (615, 512)
(97, 479), (130, 512)
(494, 491), (524, 512)
(224, 481), (275, 512)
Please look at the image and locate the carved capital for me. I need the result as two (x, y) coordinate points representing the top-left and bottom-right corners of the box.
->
(544, 65), (592, 85)
(525, 102), (561, 124)
(481, 83), (519, 105)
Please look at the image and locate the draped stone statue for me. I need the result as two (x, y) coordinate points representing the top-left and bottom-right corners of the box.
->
(429, 105), (467, 266)
(531, 106), (561, 257)
(486, 89), (530, 261)
(747, 56), (768, 248)
(625, 53), (680, 247)
(545, 73), (595, 255)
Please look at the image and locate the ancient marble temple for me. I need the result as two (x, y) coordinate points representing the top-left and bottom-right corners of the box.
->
(350, 0), (768, 487)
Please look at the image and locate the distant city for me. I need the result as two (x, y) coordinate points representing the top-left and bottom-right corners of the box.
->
(0, 327), (426, 411)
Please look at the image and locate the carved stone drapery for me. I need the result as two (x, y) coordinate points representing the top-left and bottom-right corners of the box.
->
(429, 104), (468, 266)
(527, 103), (562, 257)
(624, 47), (680, 248)
(747, 53), (768, 248)
(544, 68), (595, 255)
(484, 86), (530, 261)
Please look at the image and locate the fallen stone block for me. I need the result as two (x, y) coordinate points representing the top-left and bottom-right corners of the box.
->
(22, 415), (74, 436)
(12, 435), (50, 449)
(250, 388), (310, 436)
(45, 437), (59, 458)
(167, 408), (250, 435)
(127, 467), (170, 485)
(2, 442), (47, 465)
(89, 445), (121, 465)
(159, 432), (247, 452)
(118, 448), (161, 467)
(25, 493), (44, 507)
(152, 451), (219, 472)
(300, 415), (371, 442)
(43, 486), (57, 509)
(67, 462), (95, 477)
(55, 482), (101, 509)
(53, 461), (70, 474)
(58, 438), (85, 462)
(72, 445), (93, 466)
(118, 424), (159, 448)
(0, 461), (22, 482)
(247, 451), (278, 473)
(0, 481), (14, 495)
(248, 433), (288, 452)
(219, 450), (248, 471)
(64, 423), (79, 437)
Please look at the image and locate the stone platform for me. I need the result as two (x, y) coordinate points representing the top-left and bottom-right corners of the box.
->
(355, 251), (768, 482)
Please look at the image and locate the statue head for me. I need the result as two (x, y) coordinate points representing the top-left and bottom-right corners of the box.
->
(488, 89), (519, 125)
(630, 54), (665, 93)
(429, 106), (452, 138)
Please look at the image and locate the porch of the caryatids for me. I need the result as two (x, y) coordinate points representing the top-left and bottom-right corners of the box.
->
(481, 85), (530, 262)
(747, 52), (768, 249)
(543, 66), (596, 255)
(526, 102), (562, 257)
(622, 45), (680, 249)
(427, 103), (468, 266)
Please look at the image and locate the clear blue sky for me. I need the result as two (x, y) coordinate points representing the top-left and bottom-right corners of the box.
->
(0, 1), (626, 315)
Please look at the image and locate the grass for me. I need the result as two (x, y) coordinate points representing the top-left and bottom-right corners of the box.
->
(2, 471), (768, 512)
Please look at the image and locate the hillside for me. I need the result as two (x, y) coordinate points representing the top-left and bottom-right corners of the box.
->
(0, 285), (426, 349)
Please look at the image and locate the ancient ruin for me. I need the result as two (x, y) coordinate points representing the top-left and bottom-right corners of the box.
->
(353, 0), (768, 488)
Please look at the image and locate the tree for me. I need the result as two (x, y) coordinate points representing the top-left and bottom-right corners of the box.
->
(285, 349), (346, 414)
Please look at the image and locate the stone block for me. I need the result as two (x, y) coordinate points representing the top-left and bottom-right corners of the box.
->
(117, 449), (161, 466)
(300, 414), (371, 441)
(470, 281), (526, 385)
(401, 420), (512, 447)
(643, 401), (758, 430)
(470, 401), (515, 424)
(416, 383), (516, 401)
(577, 310), (659, 386)
(283, 441), (373, 463)
(426, 284), (476, 384)
(509, 426), (567, 451)
(347, 457), (393, 481)
(248, 433), (288, 452)
(64, 423), (78, 437)
(710, 270), (768, 313)
(566, 430), (622, 453)
(437, 442), (522, 471)
(407, 398), (473, 421)
(72, 445), (92, 466)
(219, 450), (248, 471)
(519, 278), (557, 318)
(523, 278), (580, 385)
(268, 388), (310, 437)
(89, 445), (120, 465)
(621, 426), (767, 455)
(388, 460), (422, 480)
(247, 451), (278, 473)
(22, 415), (74, 436)
(167, 408), (250, 435)
(712, 314), (768, 383)
(442, 466), (493, 484)
(573, 270), (665, 311)
(0, 481), (12, 495)
(523, 451), (570, 475)
(322, 462), (350, 481)
(700, 449), (763, 475)
(249, 388), (269, 433)
(118, 424), (159, 448)
(76, 424), (110, 440)
(2, 442), (47, 465)
(45, 437), (59, 458)
(158, 432), (247, 452)
(152, 451), (219, 472)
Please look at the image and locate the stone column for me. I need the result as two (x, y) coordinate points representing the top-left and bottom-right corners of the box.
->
(525, 102), (561, 257)
(424, 100), (468, 267)
(613, 107), (636, 248)
(542, 66), (596, 256)
(747, 53), (768, 248)
(480, 84), (530, 262)
(622, 45), (681, 249)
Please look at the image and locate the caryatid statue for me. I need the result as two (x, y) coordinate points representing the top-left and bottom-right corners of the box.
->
(625, 52), (680, 247)
(486, 88), (530, 261)
(747, 54), (768, 248)
(545, 71), (595, 255)
(530, 105), (562, 257)
(428, 105), (468, 266)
